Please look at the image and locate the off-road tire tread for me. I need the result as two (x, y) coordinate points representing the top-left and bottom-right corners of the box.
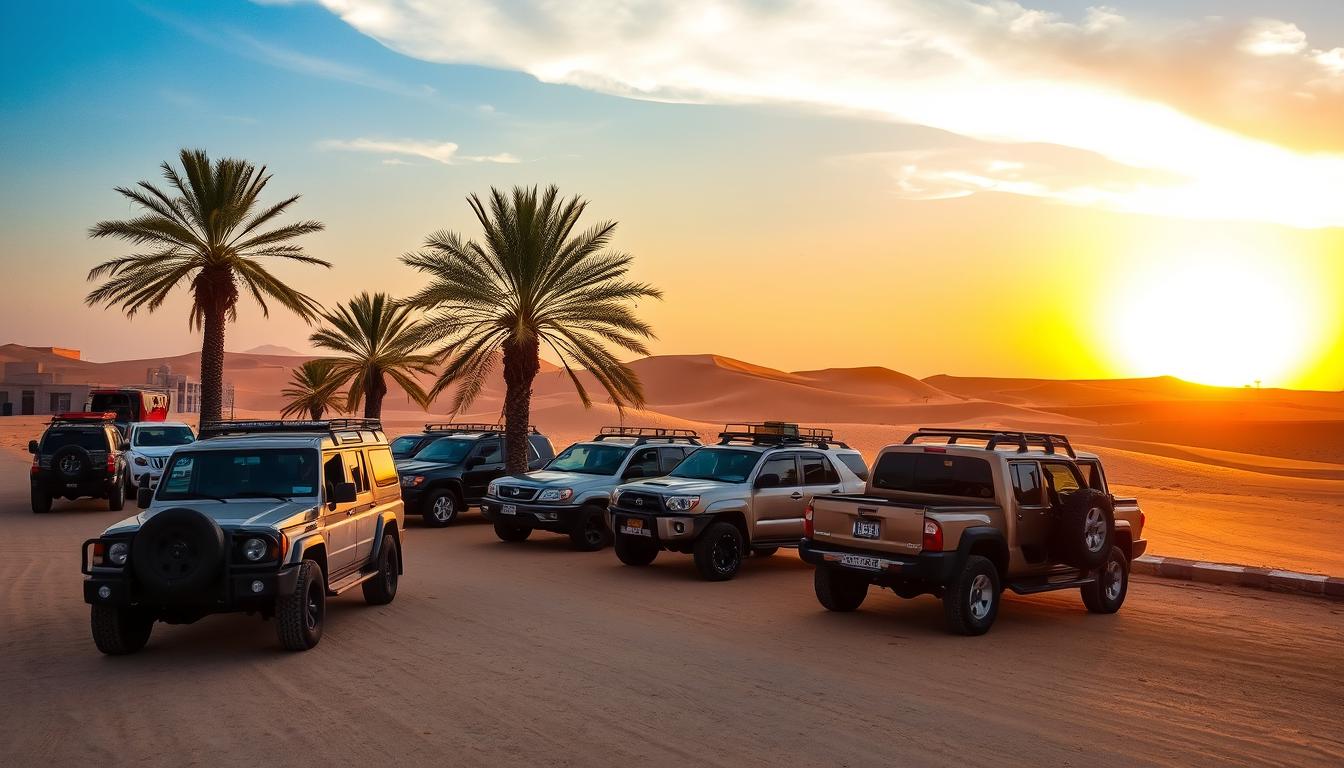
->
(814, 566), (869, 611)
(943, 555), (999, 636)
(493, 521), (532, 542)
(1081, 545), (1128, 614)
(614, 533), (658, 566)
(693, 521), (744, 582)
(90, 604), (152, 655)
(362, 534), (399, 605)
(567, 505), (610, 551)
(31, 489), (51, 514)
(276, 559), (323, 651)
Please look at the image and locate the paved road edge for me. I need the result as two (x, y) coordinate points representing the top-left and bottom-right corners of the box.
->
(1134, 555), (1344, 600)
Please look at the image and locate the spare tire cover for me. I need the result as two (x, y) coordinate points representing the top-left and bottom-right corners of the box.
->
(50, 445), (93, 481)
(132, 507), (226, 597)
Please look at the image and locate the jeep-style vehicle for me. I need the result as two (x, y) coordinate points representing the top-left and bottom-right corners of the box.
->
(123, 421), (196, 492)
(29, 412), (130, 513)
(609, 423), (868, 581)
(80, 419), (405, 654)
(482, 427), (701, 550)
(800, 428), (1146, 635)
(396, 423), (555, 527)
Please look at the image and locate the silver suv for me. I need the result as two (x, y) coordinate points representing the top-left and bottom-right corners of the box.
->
(81, 419), (405, 655)
(609, 423), (868, 580)
(481, 427), (701, 550)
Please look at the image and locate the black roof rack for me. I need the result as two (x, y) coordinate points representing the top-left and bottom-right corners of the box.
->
(904, 428), (1076, 458)
(198, 418), (384, 441)
(592, 426), (701, 445)
(422, 422), (537, 435)
(717, 422), (848, 449)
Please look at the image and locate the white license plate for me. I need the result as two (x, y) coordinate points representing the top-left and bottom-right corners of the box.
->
(620, 518), (651, 537)
(839, 554), (883, 570)
(501, 504), (517, 515)
(853, 519), (881, 539)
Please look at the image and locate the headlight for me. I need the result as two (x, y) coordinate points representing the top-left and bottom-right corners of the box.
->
(487, 482), (498, 497)
(538, 488), (574, 503)
(242, 537), (268, 562)
(610, 489), (623, 506)
(665, 495), (700, 512)
(107, 541), (129, 566)
(133, 456), (148, 466)
(400, 475), (425, 487)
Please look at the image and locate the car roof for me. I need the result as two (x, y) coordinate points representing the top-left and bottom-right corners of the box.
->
(186, 434), (325, 451)
(130, 421), (192, 428)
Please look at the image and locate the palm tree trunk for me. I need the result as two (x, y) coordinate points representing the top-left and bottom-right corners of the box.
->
(310, 405), (324, 420)
(199, 302), (227, 424)
(364, 369), (386, 419)
(502, 335), (540, 473)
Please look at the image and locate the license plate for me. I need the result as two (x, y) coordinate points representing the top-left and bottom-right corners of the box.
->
(839, 554), (882, 570)
(620, 518), (650, 537)
(853, 519), (881, 539)
(501, 504), (517, 515)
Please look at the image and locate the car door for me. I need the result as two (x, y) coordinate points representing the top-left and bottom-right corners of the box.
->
(345, 448), (379, 564)
(322, 451), (358, 577)
(751, 452), (804, 542)
(1010, 461), (1051, 566)
(462, 438), (504, 501)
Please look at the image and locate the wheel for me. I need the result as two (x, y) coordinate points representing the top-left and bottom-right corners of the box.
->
(1082, 546), (1129, 614)
(90, 604), (153, 655)
(814, 566), (869, 611)
(276, 559), (325, 651)
(107, 474), (126, 512)
(493, 520), (532, 542)
(421, 489), (459, 527)
(943, 555), (1000, 636)
(613, 533), (658, 566)
(1056, 489), (1114, 570)
(568, 505), (611, 551)
(30, 488), (51, 514)
(362, 534), (400, 606)
(693, 522), (744, 581)
(753, 546), (780, 558)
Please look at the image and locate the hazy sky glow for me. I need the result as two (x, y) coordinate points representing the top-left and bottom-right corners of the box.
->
(1, 0), (1341, 389)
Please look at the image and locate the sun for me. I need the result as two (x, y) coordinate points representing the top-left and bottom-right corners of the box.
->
(1103, 250), (1324, 388)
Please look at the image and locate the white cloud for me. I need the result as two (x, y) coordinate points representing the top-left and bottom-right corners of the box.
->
(1242, 20), (1309, 57)
(320, 137), (520, 164)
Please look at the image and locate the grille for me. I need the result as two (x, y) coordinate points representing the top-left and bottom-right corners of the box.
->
(618, 491), (663, 510)
(149, 457), (167, 470)
(496, 485), (538, 502)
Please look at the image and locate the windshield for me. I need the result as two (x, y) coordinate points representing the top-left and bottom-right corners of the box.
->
(42, 428), (107, 452)
(390, 435), (423, 458)
(157, 449), (319, 501)
(668, 448), (760, 483)
(413, 437), (473, 464)
(547, 443), (629, 475)
(133, 425), (195, 447)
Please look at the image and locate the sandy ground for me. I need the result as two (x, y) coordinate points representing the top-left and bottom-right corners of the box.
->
(1, 452), (1342, 767)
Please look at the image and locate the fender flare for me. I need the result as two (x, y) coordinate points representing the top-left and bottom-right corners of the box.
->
(954, 526), (1009, 578)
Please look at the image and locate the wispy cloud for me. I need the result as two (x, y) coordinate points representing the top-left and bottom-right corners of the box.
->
(286, 0), (1344, 227)
(319, 137), (520, 164)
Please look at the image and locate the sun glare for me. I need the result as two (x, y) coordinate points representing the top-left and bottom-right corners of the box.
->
(1103, 251), (1325, 388)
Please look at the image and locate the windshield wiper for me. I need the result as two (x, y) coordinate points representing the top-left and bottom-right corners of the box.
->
(233, 492), (294, 502)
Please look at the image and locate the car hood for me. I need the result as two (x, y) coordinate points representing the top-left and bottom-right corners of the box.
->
(396, 459), (456, 475)
(500, 470), (614, 489)
(128, 445), (181, 458)
(618, 476), (735, 496)
(103, 499), (319, 535)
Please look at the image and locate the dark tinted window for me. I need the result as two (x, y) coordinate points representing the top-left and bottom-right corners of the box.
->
(42, 428), (108, 452)
(800, 452), (840, 485)
(627, 447), (660, 475)
(473, 439), (502, 463)
(1011, 462), (1043, 505)
(758, 455), (800, 487)
(836, 453), (869, 481)
(415, 437), (473, 464)
(159, 449), (320, 500)
(1077, 460), (1103, 490)
(390, 435), (424, 458)
(658, 447), (688, 473)
(132, 425), (194, 447)
(871, 451), (995, 499)
(549, 444), (629, 474)
(670, 448), (761, 483)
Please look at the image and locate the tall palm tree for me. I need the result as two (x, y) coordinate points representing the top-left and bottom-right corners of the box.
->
(402, 186), (662, 472)
(280, 359), (347, 420)
(310, 292), (434, 419)
(86, 148), (328, 423)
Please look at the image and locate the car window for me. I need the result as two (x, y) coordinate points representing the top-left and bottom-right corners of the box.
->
(1042, 463), (1083, 497)
(158, 449), (320, 500)
(324, 452), (348, 494)
(42, 428), (108, 452)
(1011, 462), (1043, 505)
(800, 452), (840, 485)
(628, 447), (660, 475)
(132, 425), (195, 447)
(669, 448), (761, 483)
(1077, 460), (1103, 490)
(390, 435), (424, 457)
(658, 447), (687, 473)
(758, 455), (800, 487)
(473, 439), (502, 463)
(346, 450), (370, 493)
(835, 453), (869, 481)
(872, 451), (995, 499)
(415, 437), (473, 464)
(368, 447), (398, 487)
(548, 443), (629, 474)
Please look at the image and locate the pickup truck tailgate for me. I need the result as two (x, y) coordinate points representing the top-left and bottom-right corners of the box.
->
(811, 495), (926, 556)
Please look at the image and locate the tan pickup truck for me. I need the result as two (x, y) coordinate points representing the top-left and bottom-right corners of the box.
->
(799, 428), (1145, 635)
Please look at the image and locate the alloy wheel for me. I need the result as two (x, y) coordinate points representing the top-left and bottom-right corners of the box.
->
(1084, 508), (1106, 552)
(969, 573), (994, 620)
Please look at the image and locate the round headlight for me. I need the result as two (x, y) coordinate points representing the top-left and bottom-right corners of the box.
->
(242, 537), (268, 562)
(107, 541), (129, 566)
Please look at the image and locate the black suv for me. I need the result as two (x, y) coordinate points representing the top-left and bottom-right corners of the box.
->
(29, 412), (130, 513)
(396, 423), (555, 527)
(389, 430), (436, 460)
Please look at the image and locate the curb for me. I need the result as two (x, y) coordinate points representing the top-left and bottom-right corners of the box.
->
(1133, 555), (1344, 600)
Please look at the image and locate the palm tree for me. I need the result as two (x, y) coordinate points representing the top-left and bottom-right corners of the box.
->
(309, 292), (434, 419)
(86, 148), (328, 423)
(402, 185), (662, 472)
(280, 359), (348, 420)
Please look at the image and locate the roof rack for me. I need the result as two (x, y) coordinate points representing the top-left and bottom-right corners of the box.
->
(717, 422), (848, 449)
(51, 411), (118, 424)
(592, 426), (701, 445)
(198, 418), (384, 441)
(904, 428), (1076, 458)
(423, 422), (538, 435)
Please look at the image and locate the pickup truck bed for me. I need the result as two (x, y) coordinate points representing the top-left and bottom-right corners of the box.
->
(809, 493), (999, 558)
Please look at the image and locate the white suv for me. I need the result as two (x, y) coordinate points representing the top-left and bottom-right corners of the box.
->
(124, 421), (195, 490)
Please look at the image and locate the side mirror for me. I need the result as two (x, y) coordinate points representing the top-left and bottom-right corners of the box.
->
(331, 481), (358, 504)
(755, 473), (781, 489)
(136, 485), (153, 509)
(464, 456), (484, 469)
(27, 440), (39, 454)
(623, 466), (645, 480)
(119, 441), (130, 451)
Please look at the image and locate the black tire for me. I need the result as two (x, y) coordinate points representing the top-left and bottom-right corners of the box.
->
(613, 533), (658, 566)
(30, 488), (51, 514)
(276, 559), (324, 651)
(493, 521), (532, 542)
(131, 507), (225, 597)
(107, 473), (125, 512)
(693, 522), (744, 582)
(568, 505), (611, 551)
(753, 546), (780, 558)
(421, 488), (460, 527)
(943, 555), (1000, 636)
(1081, 545), (1129, 614)
(1057, 489), (1114, 570)
(814, 566), (869, 612)
(362, 534), (400, 605)
(90, 604), (153, 655)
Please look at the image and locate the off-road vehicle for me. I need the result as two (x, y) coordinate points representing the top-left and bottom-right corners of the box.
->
(609, 423), (868, 581)
(800, 428), (1146, 635)
(29, 411), (130, 513)
(396, 423), (555, 527)
(482, 427), (701, 550)
(389, 430), (437, 460)
(80, 419), (405, 655)
(123, 421), (196, 492)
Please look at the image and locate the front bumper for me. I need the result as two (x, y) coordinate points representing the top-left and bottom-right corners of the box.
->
(799, 539), (958, 585)
(481, 498), (584, 529)
(82, 564), (301, 612)
(609, 507), (712, 545)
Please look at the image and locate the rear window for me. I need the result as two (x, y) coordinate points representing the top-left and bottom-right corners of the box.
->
(42, 428), (108, 452)
(835, 453), (869, 481)
(871, 451), (995, 499)
(368, 447), (398, 487)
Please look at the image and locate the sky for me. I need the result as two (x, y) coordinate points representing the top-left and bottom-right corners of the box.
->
(1, 0), (1341, 390)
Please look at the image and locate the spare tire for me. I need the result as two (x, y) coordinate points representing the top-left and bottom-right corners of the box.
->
(51, 445), (93, 482)
(132, 507), (226, 598)
(1056, 489), (1113, 571)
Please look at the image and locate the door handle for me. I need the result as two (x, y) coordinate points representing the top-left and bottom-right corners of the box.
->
(790, 492), (803, 500)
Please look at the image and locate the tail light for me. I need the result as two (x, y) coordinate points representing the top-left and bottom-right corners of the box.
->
(803, 503), (814, 539)
(30, 455), (38, 475)
(106, 454), (117, 475)
(922, 518), (943, 551)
